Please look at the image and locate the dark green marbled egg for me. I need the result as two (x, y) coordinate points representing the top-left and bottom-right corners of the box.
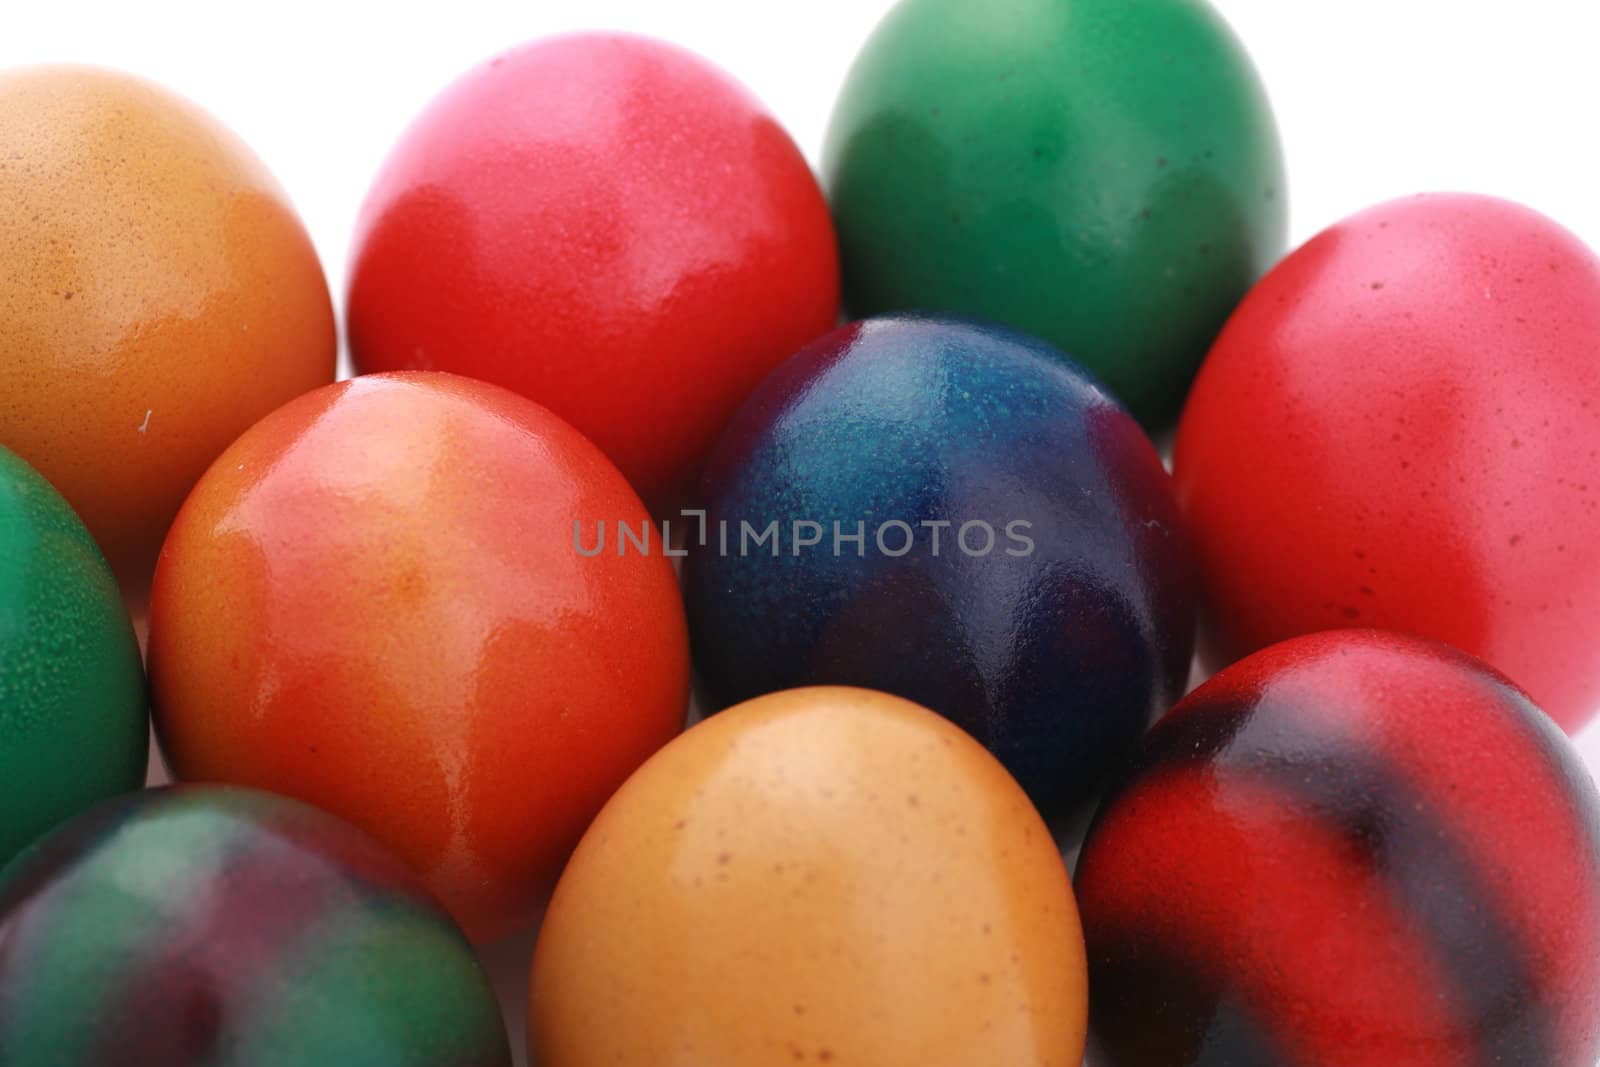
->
(0, 786), (510, 1067)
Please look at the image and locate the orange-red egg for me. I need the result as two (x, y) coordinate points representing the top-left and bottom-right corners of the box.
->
(0, 65), (335, 603)
(530, 687), (1088, 1066)
(148, 371), (689, 943)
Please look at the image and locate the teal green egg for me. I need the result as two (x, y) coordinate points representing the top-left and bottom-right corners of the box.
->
(823, 0), (1288, 426)
(0, 443), (146, 867)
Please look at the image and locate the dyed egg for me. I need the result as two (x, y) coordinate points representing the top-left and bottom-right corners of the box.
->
(0, 66), (335, 602)
(0, 445), (145, 868)
(147, 372), (689, 942)
(1175, 193), (1600, 733)
(530, 686), (1088, 1066)
(823, 0), (1285, 426)
(347, 33), (839, 510)
(1075, 630), (1600, 1066)
(684, 317), (1194, 823)
(0, 786), (510, 1066)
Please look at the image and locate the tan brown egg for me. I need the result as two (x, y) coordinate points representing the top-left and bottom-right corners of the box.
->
(0, 65), (335, 606)
(529, 686), (1088, 1067)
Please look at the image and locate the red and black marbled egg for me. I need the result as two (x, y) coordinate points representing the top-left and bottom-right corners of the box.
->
(1075, 630), (1600, 1067)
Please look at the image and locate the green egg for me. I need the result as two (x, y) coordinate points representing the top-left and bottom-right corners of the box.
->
(0, 444), (146, 868)
(823, 0), (1287, 426)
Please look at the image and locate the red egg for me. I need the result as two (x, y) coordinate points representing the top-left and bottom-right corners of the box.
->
(1175, 193), (1600, 732)
(346, 32), (840, 510)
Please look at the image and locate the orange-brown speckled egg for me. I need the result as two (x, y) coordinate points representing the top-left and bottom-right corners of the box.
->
(0, 65), (335, 604)
(528, 686), (1088, 1067)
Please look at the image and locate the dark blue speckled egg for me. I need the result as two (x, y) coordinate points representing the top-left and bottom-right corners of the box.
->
(683, 316), (1195, 822)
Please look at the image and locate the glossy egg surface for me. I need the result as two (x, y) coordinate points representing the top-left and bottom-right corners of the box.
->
(0, 65), (336, 600)
(347, 32), (840, 509)
(530, 686), (1088, 1067)
(1176, 193), (1600, 733)
(684, 316), (1194, 822)
(824, 0), (1286, 425)
(0, 786), (510, 1067)
(0, 444), (145, 868)
(148, 371), (690, 942)
(1075, 630), (1600, 1066)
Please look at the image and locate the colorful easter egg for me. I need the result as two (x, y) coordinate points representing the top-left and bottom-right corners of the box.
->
(824, 0), (1286, 426)
(0, 786), (510, 1067)
(347, 33), (839, 510)
(147, 372), (689, 942)
(0, 445), (145, 868)
(1175, 193), (1600, 733)
(683, 317), (1194, 823)
(530, 686), (1088, 1066)
(1075, 630), (1600, 1066)
(0, 65), (335, 602)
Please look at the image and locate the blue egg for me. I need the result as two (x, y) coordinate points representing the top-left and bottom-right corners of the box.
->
(683, 316), (1195, 822)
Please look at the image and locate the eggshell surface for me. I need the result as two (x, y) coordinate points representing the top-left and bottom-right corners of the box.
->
(529, 686), (1088, 1067)
(0, 444), (146, 869)
(347, 33), (840, 509)
(1075, 630), (1600, 1066)
(823, 0), (1286, 426)
(1175, 193), (1600, 733)
(0, 786), (511, 1067)
(0, 65), (336, 602)
(684, 316), (1194, 824)
(147, 371), (690, 943)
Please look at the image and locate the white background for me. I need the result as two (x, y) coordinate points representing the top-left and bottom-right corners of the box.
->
(5, 1), (1600, 1063)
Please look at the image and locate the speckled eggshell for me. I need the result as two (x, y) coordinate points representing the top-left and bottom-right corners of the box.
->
(684, 316), (1195, 824)
(147, 371), (690, 943)
(0, 66), (336, 603)
(347, 32), (840, 510)
(529, 686), (1088, 1067)
(0, 786), (511, 1067)
(1075, 630), (1600, 1066)
(824, 0), (1286, 426)
(0, 444), (145, 869)
(1175, 193), (1600, 733)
